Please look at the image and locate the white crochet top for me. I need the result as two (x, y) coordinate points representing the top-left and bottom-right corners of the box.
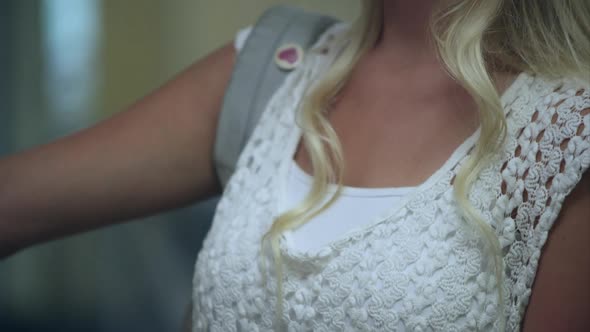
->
(192, 22), (590, 331)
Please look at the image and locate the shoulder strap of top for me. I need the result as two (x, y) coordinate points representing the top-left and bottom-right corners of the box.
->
(214, 5), (339, 188)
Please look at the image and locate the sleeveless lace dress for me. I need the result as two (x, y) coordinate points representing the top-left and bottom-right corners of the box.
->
(191, 22), (590, 331)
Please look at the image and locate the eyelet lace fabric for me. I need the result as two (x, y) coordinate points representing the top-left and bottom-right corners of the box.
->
(192, 22), (590, 331)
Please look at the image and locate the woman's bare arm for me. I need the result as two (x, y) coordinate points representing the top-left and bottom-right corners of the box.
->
(522, 171), (590, 331)
(0, 43), (236, 258)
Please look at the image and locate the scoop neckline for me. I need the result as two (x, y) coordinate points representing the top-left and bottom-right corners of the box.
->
(290, 159), (417, 198)
(275, 71), (528, 262)
(271, 25), (530, 262)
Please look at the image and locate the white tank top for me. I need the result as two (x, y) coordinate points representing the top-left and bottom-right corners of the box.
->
(279, 160), (417, 252)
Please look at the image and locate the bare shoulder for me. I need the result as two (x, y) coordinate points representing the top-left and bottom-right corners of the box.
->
(522, 170), (590, 331)
(121, 41), (237, 197)
(118, 41), (237, 197)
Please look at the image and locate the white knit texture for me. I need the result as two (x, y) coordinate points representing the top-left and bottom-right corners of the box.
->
(192, 22), (590, 331)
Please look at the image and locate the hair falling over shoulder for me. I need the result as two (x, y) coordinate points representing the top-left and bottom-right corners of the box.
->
(261, 0), (590, 329)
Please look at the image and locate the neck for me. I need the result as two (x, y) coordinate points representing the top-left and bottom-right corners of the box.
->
(376, 0), (440, 59)
(367, 0), (518, 94)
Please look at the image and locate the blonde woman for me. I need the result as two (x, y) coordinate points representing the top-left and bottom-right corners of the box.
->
(1, 0), (589, 331)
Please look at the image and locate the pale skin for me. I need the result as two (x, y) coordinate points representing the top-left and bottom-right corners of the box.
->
(1, 1), (588, 331)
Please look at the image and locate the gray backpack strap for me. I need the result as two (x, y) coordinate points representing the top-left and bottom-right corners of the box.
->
(214, 5), (339, 188)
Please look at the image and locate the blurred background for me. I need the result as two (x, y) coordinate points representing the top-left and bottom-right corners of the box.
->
(0, 0), (356, 331)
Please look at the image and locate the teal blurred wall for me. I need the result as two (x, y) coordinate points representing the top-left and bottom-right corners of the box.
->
(0, 1), (358, 331)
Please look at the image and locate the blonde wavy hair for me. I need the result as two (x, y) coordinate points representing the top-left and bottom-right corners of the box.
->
(261, 0), (589, 329)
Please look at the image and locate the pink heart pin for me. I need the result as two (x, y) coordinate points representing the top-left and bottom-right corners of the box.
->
(275, 44), (304, 71)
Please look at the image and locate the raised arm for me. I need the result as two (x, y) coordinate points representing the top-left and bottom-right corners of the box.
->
(0, 43), (236, 258)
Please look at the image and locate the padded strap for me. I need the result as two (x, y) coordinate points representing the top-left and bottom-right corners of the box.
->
(214, 5), (338, 188)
